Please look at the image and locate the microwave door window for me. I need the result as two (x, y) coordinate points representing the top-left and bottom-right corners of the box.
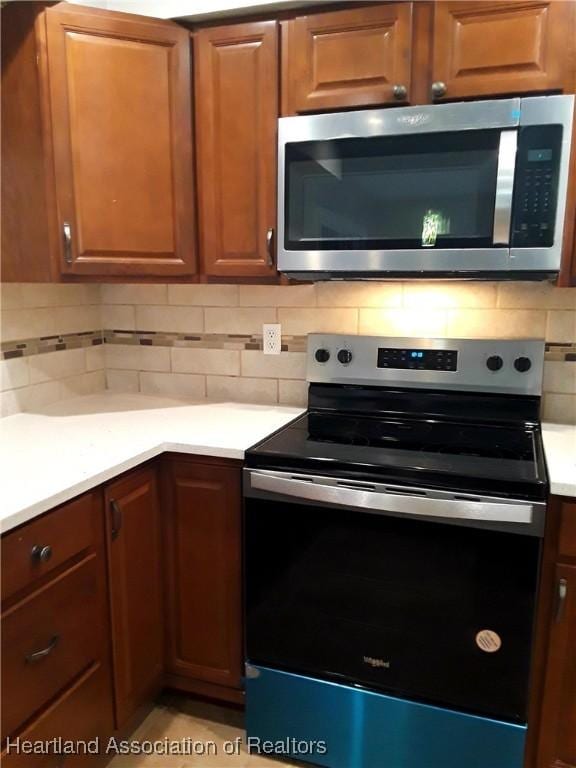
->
(285, 130), (502, 251)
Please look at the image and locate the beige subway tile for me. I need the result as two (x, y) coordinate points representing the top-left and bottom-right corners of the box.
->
(0, 357), (29, 392)
(446, 309), (546, 339)
(241, 350), (306, 379)
(171, 347), (240, 376)
(278, 308), (357, 335)
(205, 308), (276, 335)
(21, 284), (100, 308)
(403, 283), (497, 309)
(102, 305), (136, 330)
(547, 311), (576, 343)
(542, 393), (576, 424)
(29, 348), (86, 385)
(206, 375), (278, 404)
(279, 379), (308, 406)
(168, 285), (239, 306)
(101, 284), (168, 305)
(543, 361), (576, 395)
(498, 283), (576, 310)
(135, 305), (203, 334)
(317, 282), (402, 308)
(60, 370), (106, 399)
(85, 345), (105, 371)
(9, 381), (62, 414)
(0, 284), (25, 310)
(240, 285), (317, 307)
(359, 308), (447, 337)
(0, 389), (20, 417)
(139, 371), (206, 399)
(52, 305), (101, 335)
(107, 369), (140, 392)
(1, 307), (58, 341)
(105, 344), (170, 372)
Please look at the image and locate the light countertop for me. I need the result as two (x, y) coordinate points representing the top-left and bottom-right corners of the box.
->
(0, 393), (304, 534)
(1, 395), (574, 535)
(542, 422), (576, 499)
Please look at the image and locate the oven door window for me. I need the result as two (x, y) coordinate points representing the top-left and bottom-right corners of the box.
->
(284, 130), (503, 250)
(245, 499), (540, 723)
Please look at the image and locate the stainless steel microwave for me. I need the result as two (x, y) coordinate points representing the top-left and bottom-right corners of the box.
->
(277, 96), (574, 280)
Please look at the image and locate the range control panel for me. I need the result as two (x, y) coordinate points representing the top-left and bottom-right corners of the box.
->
(308, 335), (545, 396)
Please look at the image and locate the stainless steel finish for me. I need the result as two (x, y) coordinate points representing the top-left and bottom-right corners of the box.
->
(431, 81), (447, 98)
(556, 577), (568, 622)
(31, 544), (53, 564)
(110, 498), (122, 540)
(245, 663), (261, 679)
(26, 634), (60, 664)
(307, 334), (545, 396)
(493, 130), (518, 245)
(245, 469), (545, 536)
(62, 222), (72, 264)
(393, 84), (408, 100)
(266, 227), (274, 267)
(277, 95), (574, 277)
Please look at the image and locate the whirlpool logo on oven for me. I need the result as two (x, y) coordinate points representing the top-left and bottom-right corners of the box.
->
(363, 656), (390, 669)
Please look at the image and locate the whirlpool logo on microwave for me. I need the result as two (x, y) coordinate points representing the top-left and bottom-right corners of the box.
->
(363, 656), (390, 669)
(396, 113), (431, 127)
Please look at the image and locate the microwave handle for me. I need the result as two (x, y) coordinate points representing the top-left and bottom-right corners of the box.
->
(493, 130), (518, 246)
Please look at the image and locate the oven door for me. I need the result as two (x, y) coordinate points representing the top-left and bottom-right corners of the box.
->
(244, 469), (542, 724)
(277, 96), (573, 278)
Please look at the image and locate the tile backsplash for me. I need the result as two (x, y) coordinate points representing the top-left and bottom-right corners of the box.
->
(1, 281), (575, 422)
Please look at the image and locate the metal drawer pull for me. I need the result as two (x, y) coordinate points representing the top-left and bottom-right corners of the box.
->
(556, 578), (568, 623)
(110, 498), (122, 540)
(25, 634), (59, 664)
(31, 545), (52, 564)
(62, 222), (72, 264)
(266, 228), (274, 267)
(393, 84), (407, 100)
(431, 80), (447, 98)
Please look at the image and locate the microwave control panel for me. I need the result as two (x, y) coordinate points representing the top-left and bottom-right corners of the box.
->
(511, 125), (562, 248)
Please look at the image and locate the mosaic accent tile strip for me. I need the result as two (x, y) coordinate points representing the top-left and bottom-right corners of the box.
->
(2, 331), (575, 361)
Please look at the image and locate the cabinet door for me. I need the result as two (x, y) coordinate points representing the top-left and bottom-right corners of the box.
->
(45, 5), (196, 277)
(195, 21), (278, 278)
(537, 563), (576, 768)
(281, 4), (413, 114)
(432, 1), (573, 101)
(105, 465), (163, 728)
(163, 458), (242, 692)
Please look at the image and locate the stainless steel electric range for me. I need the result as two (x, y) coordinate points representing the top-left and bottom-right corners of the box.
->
(243, 335), (548, 768)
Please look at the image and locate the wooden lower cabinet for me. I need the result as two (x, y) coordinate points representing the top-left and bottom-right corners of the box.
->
(162, 455), (243, 702)
(104, 465), (164, 729)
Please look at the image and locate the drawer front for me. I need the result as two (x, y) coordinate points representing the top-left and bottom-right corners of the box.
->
(1, 663), (114, 768)
(1, 492), (100, 603)
(559, 500), (576, 560)
(1, 556), (104, 739)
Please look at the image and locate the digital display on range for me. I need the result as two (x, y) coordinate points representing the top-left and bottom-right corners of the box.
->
(377, 348), (458, 371)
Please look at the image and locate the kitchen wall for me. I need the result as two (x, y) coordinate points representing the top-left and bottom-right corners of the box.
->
(1, 281), (575, 422)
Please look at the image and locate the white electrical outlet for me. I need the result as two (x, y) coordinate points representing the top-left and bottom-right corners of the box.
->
(263, 324), (282, 355)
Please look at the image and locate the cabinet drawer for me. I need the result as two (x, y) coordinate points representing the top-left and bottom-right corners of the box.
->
(559, 501), (576, 560)
(1, 663), (114, 768)
(1, 555), (103, 739)
(1, 492), (99, 603)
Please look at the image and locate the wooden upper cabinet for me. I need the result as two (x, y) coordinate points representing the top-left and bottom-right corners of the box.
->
(104, 465), (164, 729)
(431, 1), (574, 102)
(194, 21), (278, 278)
(45, 4), (196, 277)
(537, 562), (576, 768)
(281, 4), (413, 115)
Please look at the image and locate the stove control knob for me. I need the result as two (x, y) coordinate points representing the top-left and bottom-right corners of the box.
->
(315, 348), (330, 363)
(486, 355), (503, 372)
(514, 356), (532, 373)
(337, 349), (353, 365)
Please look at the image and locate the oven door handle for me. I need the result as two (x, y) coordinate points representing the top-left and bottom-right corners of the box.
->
(248, 471), (534, 524)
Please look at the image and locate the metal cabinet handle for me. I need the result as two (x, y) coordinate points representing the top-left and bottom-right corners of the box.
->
(555, 577), (568, 623)
(393, 84), (408, 100)
(25, 634), (59, 664)
(431, 81), (447, 98)
(62, 222), (72, 264)
(31, 545), (53, 564)
(266, 228), (274, 267)
(110, 498), (122, 540)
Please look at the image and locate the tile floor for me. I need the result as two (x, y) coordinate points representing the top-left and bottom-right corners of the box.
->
(108, 693), (299, 768)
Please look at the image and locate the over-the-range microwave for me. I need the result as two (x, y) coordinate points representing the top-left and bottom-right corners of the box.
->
(277, 95), (574, 280)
